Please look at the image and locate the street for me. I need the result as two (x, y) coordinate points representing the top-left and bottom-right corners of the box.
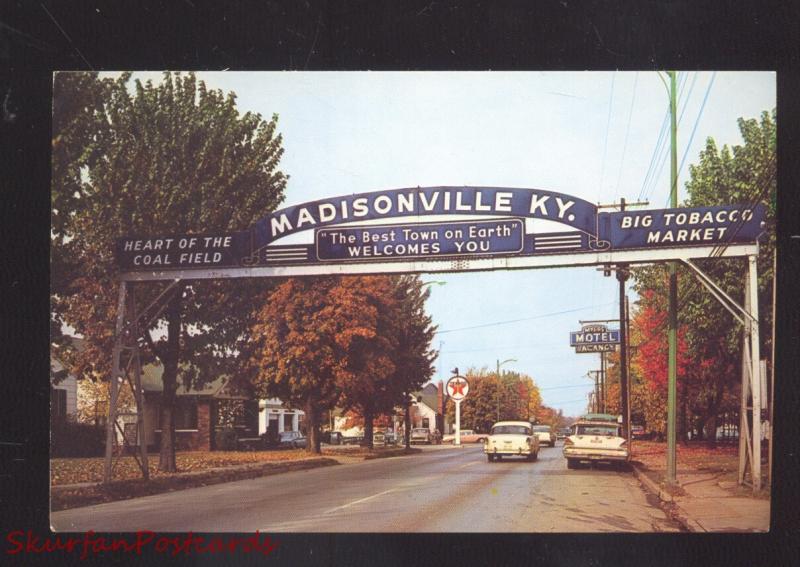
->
(52, 443), (680, 532)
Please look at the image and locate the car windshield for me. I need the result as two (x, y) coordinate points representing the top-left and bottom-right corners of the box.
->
(491, 425), (531, 435)
(575, 424), (619, 436)
(532, 426), (551, 432)
(412, 429), (428, 434)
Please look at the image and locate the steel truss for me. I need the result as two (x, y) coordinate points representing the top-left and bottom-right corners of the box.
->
(103, 279), (183, 483)
(682, 255), (764, 491)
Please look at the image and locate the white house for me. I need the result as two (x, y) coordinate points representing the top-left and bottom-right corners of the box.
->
(50, 349), (78, 422)
(258, 398), (305, 435)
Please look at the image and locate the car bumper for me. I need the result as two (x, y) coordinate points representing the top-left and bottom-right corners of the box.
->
(563, 448), (630, 462)
(485, 447), (533, 456)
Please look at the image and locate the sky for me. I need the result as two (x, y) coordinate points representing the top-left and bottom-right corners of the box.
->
(113, 71), (775, 417)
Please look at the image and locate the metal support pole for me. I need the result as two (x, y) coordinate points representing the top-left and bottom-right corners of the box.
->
(104, 281), (127, 484)
(129, 284), (149, 480)
(600, 352), (605, 413)
(768, 248), (776, 486)
(617, 265), (630, 438)
(455, 400), (462, 446)
(666, 69), (679, 486)
(748, 254), (762, 491)
(739, 268), (752, 485)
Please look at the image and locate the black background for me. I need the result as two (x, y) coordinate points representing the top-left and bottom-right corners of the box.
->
(2, 1), (799, 565)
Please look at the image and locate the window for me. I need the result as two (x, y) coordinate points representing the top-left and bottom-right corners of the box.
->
(491, 425), (531, 435)
(422, 418), (430, 429)
(51, 388), (67, 421)
(158, 399), (198, 430)
(575, 424), (619, 436)
(284, 412), (293, 430)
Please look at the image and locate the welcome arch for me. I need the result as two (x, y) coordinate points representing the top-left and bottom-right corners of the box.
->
(107, 186), (767, 489)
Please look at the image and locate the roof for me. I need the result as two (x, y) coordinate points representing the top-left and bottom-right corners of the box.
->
(492, 421), (533, 427)
(579, 413), (621, 424)
(414, 383), (440, 414)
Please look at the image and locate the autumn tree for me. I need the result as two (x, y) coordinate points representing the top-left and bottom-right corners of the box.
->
(50, 72), (287, 471)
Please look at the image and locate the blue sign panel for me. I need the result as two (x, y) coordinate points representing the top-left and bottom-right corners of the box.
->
(570, 329), (620, 346)
(316, 219), (524, 261)
(115, 185), (766, 273)
(600, 204), (765, 251)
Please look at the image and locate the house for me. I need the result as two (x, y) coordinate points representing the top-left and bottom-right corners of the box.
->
(411, 381), (450, 434)
(50, 342), (80, 423)
(138, 364), (260, 451)
(258, 398), (305, 437)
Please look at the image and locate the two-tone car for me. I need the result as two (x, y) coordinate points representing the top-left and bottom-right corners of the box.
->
(484, 421), (540, 462)
(532, 424), (557, 447)
(563, 414), (629, 469)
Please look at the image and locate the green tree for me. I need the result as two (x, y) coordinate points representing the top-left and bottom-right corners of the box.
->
(50, 72), (287, 471)
(630, 110), (775, 446)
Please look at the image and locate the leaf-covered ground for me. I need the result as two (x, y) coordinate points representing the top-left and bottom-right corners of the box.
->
(51, 446), (415, 486)
(52, 450), (318, 486)
(632, 440), (739, 481)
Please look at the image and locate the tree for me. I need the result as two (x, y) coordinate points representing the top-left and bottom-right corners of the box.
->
(50, 72), (288, 471)
(630, 110), (776, 446)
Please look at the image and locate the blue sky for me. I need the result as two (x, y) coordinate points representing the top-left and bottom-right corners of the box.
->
(120, 71), (775, 416)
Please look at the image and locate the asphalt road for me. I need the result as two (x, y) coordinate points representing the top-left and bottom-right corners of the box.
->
(51, 442), (680, 532)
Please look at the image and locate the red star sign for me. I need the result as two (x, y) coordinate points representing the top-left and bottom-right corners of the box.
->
(449, 379), (466, 396)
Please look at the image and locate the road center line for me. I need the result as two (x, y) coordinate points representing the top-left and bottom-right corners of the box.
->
(323, 489), (396, 515)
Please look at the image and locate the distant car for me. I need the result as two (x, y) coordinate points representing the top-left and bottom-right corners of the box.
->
(563, 414), (629, 469)
(373, 431), (386, 445)
(384, 431), (398, 445)
(410, 428), (432, 444)
(322, 431), (343, 445)
(279, 430), (307, 449)
(484, 421), (540, 462)
(532, 425), (557, 447)
(631, 425), (647, 439)
(557, 428), (571, 440)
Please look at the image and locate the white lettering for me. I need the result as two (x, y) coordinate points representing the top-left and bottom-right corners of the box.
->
(555, 197), (575, 219)
(495, 192), (513, 212)
(270, 214), (293, 237)
(529, 194), (550, 216)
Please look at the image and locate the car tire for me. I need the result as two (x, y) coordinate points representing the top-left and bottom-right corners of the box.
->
(487, 454), (494, 462)
(495, 455), (502, 462)
(529, 451), (538, 462)
(567, 458), (577, 469)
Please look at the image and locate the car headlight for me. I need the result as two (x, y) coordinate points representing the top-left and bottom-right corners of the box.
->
(564, 438), (574, 446)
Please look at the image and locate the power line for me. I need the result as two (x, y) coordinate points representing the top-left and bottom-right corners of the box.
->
(613, 72), (638, 202)
(436, 301), (617, 334)
(598, 73), (616, 201)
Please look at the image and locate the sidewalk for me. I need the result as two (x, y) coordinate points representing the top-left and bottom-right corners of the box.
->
(632, 464), (770, 532)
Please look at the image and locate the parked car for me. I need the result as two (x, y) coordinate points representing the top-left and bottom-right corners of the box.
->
(532, 425), (557, 447)
(322, 431), (343, 445)
(443, 430), (487, 443)
(484, 421), (540, 462)
(557, 428), (571, 440)
(383, 431), (398, 445)
(373, 430), (386, 446)
(563, 414), (629, 469)
(279, 430), (307, 449)
(410, 428), (432, 444)
(631, 424), (648, 439)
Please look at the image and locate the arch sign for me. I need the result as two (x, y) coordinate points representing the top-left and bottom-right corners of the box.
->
(115, 186), (765, 280)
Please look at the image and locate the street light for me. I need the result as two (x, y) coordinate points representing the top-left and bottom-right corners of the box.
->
(496, 358), (517, 421)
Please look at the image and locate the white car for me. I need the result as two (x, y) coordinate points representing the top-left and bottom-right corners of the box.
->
(484, 421), (540, 462)
(532, 425), (557, 447)
(563, 415), (630, 469)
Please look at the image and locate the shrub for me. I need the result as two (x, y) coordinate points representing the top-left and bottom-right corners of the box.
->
(51, 421), (105, 458)
(215, 426), (238, 451)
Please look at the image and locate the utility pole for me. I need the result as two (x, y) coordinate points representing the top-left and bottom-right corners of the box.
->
(600, 352), (605, 413)
(666, 70), (679, 486)
(616, 199), (630, 439)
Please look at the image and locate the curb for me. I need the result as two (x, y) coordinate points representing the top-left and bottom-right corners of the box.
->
(631, 462), (704, 533)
